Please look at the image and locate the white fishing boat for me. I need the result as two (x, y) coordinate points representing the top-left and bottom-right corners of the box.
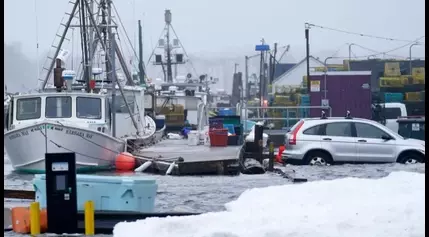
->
(4, 0), (158, 173)
(4, 92), (126, 173)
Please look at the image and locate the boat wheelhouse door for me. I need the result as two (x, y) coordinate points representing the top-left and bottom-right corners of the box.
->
(6, 99), (12, 130)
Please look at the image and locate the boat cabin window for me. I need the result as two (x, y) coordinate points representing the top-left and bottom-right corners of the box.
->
(114, 95), (135, 113)
(16, 97), (42, 120)
(76, 97), (102, 119)
(45, 96), (72, 118)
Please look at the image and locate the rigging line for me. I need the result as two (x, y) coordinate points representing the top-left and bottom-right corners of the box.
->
(111, 2), (147, 74)
(307, 22), (425, 43)
(169, 25), (199, 77)
(146, 27), (166, 67)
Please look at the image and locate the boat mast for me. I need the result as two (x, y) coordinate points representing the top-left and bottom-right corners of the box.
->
(165, 10), (173, 83)
(138, 20), (146, 86)
(79, 0), (91, 92)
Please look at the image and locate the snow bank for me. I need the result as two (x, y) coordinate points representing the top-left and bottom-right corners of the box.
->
(113, 172), (425, 237)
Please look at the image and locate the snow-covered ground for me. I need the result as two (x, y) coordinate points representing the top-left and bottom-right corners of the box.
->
(113, 171), (425, 237)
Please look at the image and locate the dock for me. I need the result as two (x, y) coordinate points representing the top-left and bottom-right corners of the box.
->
(3, 206), (200, 234)
(133, 139), (241, 176)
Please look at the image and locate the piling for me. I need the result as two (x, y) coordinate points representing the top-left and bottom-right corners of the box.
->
(84, 200), (95, 235)
(268, 142), (274, 171)
(30, 202), (40, 236)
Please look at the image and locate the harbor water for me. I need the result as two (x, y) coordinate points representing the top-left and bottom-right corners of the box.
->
(4, 150), (425, 236)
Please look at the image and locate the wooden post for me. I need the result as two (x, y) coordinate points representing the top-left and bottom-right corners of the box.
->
(268, 142), (274, 171)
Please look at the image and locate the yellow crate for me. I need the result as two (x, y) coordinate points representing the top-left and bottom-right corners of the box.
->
(400, 75), (412, 85)
(411, 77), (425, 85)
(405, 92), (422, 101)
(384, 62), (401, 77)
(412, 67), (425, 80)
(379, 77), (407, 88)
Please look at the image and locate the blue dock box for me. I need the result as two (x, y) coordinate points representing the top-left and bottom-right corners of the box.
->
(33, 174), (158, 212)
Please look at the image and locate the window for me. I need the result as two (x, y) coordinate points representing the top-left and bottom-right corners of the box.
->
(303, 125), (322, 135)
(45, 96), (72, 118)
(76, 97), (102, 119)
(113, 95), (136, 113)
(355, 122), (390, 139)
(16, 97), (41, 120)
(384, 107), (402, 120)
(323, 122), (352, 137)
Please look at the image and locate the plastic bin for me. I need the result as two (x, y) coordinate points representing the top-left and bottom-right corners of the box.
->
(155, 115), (166, 129)
(209, 128), (228, 147)
(187, 130), (200, 146)
(33, 174), (157, 212)
(384, 92), (404, 103)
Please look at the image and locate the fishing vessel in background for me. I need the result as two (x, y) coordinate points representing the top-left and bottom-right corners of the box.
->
(147, 10), (218, 132)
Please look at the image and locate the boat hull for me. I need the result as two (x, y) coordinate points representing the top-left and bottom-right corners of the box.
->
(4, 122), (126, 173)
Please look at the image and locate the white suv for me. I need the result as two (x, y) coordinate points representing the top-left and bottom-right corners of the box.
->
(282, 117), (425, 166)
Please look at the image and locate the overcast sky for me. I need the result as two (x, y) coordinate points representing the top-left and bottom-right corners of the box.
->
(4, 0), (426, 92)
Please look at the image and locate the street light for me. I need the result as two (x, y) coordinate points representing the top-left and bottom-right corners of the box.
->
(409, 42), (421, 74)
(348, 43), (355, 71)
(323, 57), (334, 99)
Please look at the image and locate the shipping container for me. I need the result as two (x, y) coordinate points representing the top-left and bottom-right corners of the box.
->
(384, 62), (401, 77)
(309, 71), (372, 119)
(384, 92), (403, 103)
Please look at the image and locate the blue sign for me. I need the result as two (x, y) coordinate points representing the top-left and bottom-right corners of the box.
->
(255, 44), (270, 51)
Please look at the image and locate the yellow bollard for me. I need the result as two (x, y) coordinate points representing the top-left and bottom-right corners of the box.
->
(30, 202), (40, 236)
(84, 200), (95, 235)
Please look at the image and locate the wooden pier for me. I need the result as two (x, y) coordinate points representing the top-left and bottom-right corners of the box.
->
(133, 139), (241, 176)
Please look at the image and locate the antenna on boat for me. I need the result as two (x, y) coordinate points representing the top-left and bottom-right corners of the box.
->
(147, 10), (186, 83)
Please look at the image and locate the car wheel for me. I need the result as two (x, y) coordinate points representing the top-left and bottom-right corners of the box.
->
(398, 152), (424, 164)
(304, 151), (333, 166)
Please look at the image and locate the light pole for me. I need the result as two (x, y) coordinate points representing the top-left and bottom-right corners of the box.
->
(348, 43), (355, 71)
(323, 57), (334, 99)
(409, 42), (420, 74)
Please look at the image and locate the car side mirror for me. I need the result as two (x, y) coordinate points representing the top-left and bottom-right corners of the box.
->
(381, 135), (392, 140)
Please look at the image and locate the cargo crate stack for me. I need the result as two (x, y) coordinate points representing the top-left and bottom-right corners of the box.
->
(378, 62), (425, 116)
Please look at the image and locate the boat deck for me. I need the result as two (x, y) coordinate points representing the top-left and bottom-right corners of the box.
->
(132, 139), (242, 176)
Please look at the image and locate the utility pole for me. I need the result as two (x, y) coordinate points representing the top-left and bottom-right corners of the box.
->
(305, 23), (311, 93)
(244, 56), (249, 100)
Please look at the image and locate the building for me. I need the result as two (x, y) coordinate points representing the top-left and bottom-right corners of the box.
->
(272, 56), (325, 91)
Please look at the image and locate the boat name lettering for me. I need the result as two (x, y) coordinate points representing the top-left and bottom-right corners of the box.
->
(65, 129), (93, 139)
(9, 130), (29, 140)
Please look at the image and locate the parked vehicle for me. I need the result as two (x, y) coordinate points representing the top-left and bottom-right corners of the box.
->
(383, 102), (408, 133)
(282, 112), (425, 166)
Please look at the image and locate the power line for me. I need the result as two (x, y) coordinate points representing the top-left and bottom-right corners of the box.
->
(306, 22), (425, 43)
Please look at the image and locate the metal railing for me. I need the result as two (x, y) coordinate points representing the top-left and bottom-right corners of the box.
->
(242, 105), (332, 131)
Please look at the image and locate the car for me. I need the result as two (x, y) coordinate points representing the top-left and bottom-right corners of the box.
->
(281, 114), (425, 166)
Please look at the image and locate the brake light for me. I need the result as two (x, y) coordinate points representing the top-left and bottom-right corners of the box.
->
(289, 120), (304, 145)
